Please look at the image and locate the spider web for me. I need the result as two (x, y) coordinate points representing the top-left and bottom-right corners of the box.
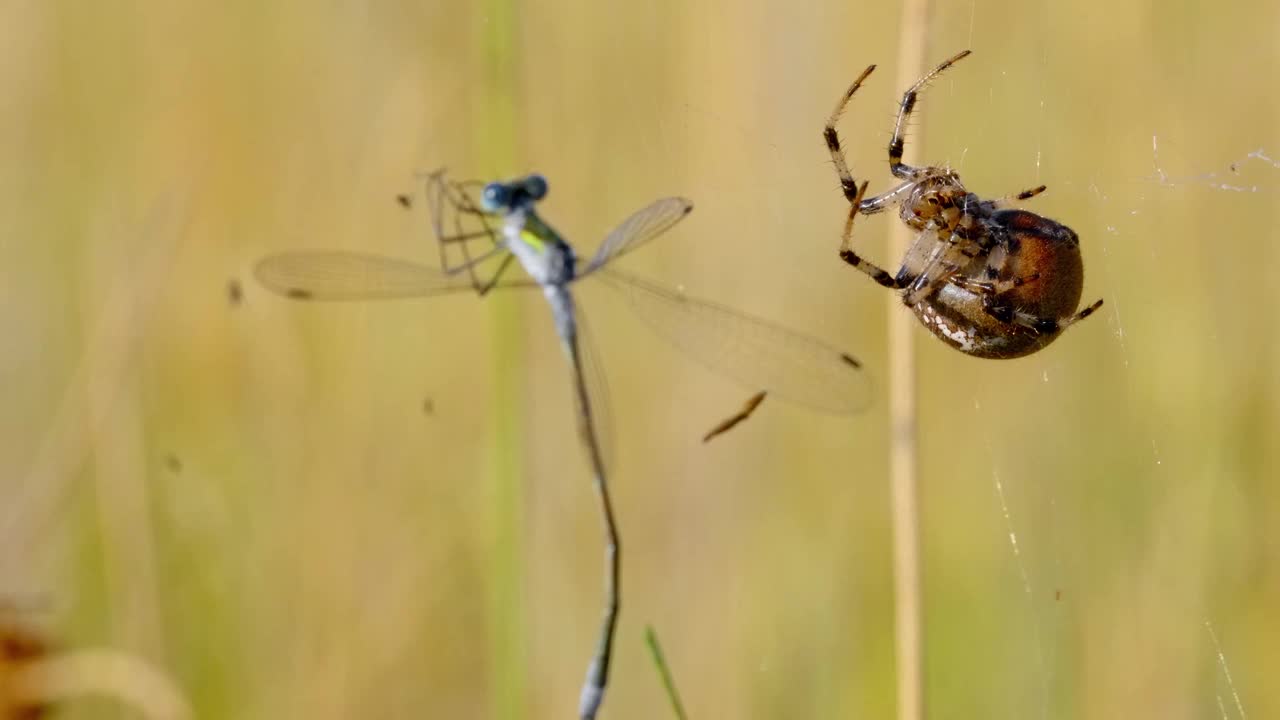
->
(6, 3), (1274, 719)
(612, 6), (1280, 712)
(945, 3), (1278, 717)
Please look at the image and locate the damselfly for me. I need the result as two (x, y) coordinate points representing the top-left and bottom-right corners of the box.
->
(255, 170), (869, 719)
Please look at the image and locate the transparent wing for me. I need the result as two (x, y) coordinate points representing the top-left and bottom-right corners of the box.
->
(597, 269), (871, 415)
(581, 197), (694, 275)
(254, 251), (484, 301)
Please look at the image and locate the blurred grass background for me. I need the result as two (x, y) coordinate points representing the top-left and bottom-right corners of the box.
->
(1, 0), (1277, 718)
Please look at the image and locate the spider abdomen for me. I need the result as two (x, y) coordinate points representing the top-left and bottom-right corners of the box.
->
(913, 210), (1086, 359)
(990, 210), (1084, 319)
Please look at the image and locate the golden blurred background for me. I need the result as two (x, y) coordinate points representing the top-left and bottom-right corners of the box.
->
(2, 0), (1277, 718)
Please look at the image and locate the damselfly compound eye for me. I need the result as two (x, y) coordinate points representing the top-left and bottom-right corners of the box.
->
(480, 182), (511, 213)
(523, 174), (548, 200)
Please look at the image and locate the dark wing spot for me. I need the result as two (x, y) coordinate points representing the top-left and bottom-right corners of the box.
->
(839, 353), (862, 369)
(396, 194), (412, 208)
(285, 288), (314, 300)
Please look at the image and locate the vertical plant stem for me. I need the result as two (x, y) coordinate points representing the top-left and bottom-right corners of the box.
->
(888, 4), (931, 720)
(473, 2), (524, 717)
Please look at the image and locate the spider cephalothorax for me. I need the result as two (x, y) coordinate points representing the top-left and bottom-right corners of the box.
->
(824, 49), (1103, 359)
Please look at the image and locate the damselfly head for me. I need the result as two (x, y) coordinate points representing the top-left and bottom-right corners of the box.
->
(480, 174), (549, 213)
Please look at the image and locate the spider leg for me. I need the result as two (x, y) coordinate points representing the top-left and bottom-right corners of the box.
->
(902, 249), (964, 307)
(837, 181), (903, 289)
(889, 49), (972, 180)
(950, 272), (1041, 296)
(824, 63), (885, 202)
(824, 64), (877, 203)
(993, 184), (1047, 208)
(965, 242), (1044, 329)
(857, 181), (915, 214)
(1063, 298), (1105, 327)
(901, 220), (986, 307)
(946, 213), (998, 256)
(934, 227), (1013, 299)
(990, 298), (1105, 335)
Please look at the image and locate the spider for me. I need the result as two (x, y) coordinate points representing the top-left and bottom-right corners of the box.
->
(824, 49), (1103, 359)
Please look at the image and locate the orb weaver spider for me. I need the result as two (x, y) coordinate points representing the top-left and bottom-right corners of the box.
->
(824, 49), (1103, 359)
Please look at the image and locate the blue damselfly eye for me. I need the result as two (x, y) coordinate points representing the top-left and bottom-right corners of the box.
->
(481, 182), (512, 212)
(523, 174), (548, 201)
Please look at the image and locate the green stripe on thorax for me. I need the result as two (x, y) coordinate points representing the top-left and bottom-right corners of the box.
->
(516, 210), (567, 254)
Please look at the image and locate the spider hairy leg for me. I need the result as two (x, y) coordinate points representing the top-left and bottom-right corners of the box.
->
(900, 236), (980, 309)
(824, 64), (878, 203)
(951, 272), (1041, 296)
(1057, 297), (1104, 328)
(837, 181), (903, 289)
(993, 184), (1048, 207)
(1001, 297), (1104, 335)
(889, 49), (973, 179)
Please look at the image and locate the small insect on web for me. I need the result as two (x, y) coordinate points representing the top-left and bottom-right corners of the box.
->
(824, 49), (1103, 359)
